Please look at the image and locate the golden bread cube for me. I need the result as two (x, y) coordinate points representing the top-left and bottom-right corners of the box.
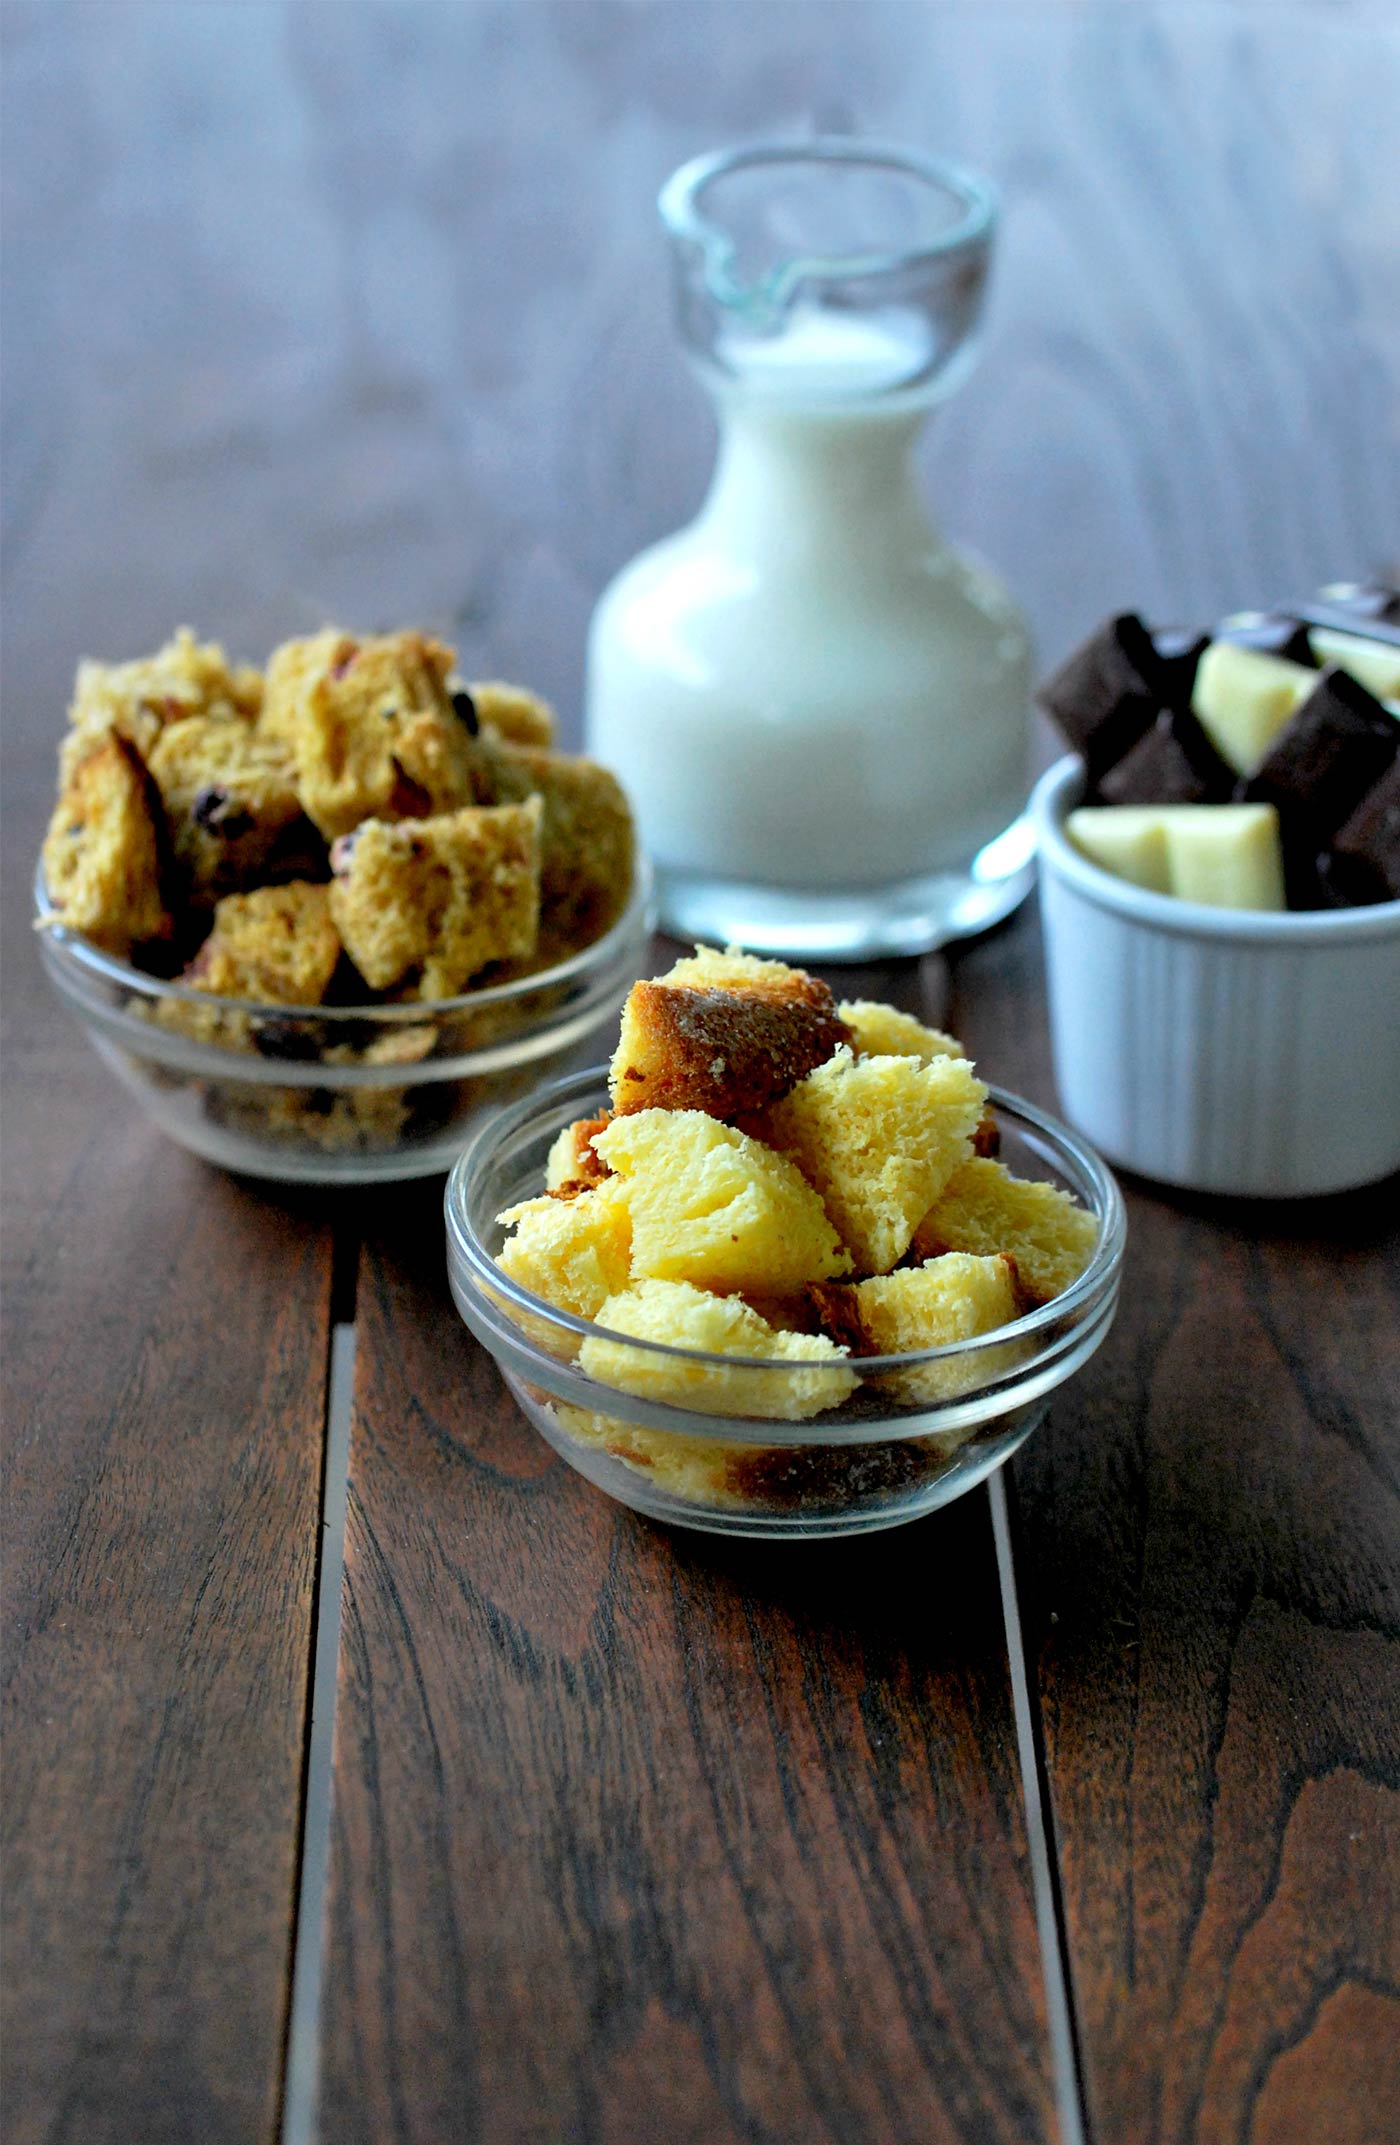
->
(61, 628), (262, 782)
(592, 1108), (850, 1294)
(329, 798), (542, 998)
(608, 963), (849, 1119)
(545, 1113), (613, 1196)
(766, 1049), (986, 1275)
(812, 1252), (1023, 1405)
(468, 680), (557, 748)
(837, 999), (966, 1065)
(148, 716), (320, 902)
(911, 1158), (1099, 1307)
(579, 1279), (856, 1418)
(552, 1403), (739, 1506)
(483, 739), (634, 949)
(286, 629), (482, 840)
(183, 881), (341, 1004)
(42, 735), (171, 954)
(259, 629), (356, 744)
(496, 1180), (633, 1323)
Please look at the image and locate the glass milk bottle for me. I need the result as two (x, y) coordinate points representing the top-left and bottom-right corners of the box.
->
(586, 140), (1034, 959)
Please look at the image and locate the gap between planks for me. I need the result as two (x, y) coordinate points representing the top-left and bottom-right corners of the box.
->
(281, 1319), (357, 2145)
(990, 1471), (1089, 2145)
(273, 1320), (1088, 2145)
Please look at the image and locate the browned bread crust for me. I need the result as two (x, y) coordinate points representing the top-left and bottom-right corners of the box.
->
(545, 1111), (614, 1198)
(611, 977), (851, 1119)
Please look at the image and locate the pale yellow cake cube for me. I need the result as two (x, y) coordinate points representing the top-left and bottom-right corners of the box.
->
(912, 1157), (1099, 1307)
(836, 1000), (967, 1064)
(579, 1279), (856, 1418)
(766, 1048), (987, 1275)
(819, 1253), (1023, 1406)
(592, 1109), (850, 1294)
(496, 1180), (633, 1323)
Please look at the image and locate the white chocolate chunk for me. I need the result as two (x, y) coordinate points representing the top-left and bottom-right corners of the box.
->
(1158, 804), (1286, 909)
(1066, 807), (1171, 892)
(1191, 641), (1317, 775)
(1067, 804), (1286, 910)
(1307, 628), (1400, 703)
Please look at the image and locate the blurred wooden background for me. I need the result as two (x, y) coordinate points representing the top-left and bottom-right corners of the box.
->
(4, 0), (1397, 794)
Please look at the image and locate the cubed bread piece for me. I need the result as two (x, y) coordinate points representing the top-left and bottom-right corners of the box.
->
(329, 798), (542, 998)
(553, 1403), (743, 1506)
(766, 1049), (987, 1275)
(468, 680), (557, 748)
(287, 629), (483, 839)
(148, 716), (323, 902)
(608, 967), (849, 1119)
(496, 1180), (633, 1322)
(42, 735), (171, 953)
(60, 629), (262, 782)
(837, 1000), (967, 1065)
(545, 1113), (614, 1196)
(183, 881), (341, 1004)
(259, 629), (357, 744)
(592, 1109), (850, 1294)
(482, 740), (634, 947)
(810, 1253), (1023, 1405)
(911, 1158), (1098, 1307)
(579, 1279), (857, 1418)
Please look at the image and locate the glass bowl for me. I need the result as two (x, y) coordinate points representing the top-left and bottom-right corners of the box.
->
(34, 862), (653, 1184)
(445, 1067), (1126, 1538)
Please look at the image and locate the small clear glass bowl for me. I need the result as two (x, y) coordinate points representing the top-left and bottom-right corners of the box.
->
(34, 862), (653, 1184)
(445, 1067), (1126, 1538)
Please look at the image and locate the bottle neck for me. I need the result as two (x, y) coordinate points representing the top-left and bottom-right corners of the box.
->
(698, 393), (937, 564)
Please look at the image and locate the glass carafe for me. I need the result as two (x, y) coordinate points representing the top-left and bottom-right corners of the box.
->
(586, 139), (1034, 960)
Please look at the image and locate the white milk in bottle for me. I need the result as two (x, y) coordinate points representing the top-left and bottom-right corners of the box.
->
(587, 142), (1033, 959)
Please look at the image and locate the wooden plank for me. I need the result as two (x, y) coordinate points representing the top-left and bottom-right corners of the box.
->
(318, 953), (1057, 2143)
(1, 880), (335, 2143)
(318, 1178), (1056, 2145)
(949, 909), (1400, 2145)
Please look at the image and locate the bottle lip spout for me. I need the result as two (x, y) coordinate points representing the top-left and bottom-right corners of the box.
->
(658, 137), (998, 333)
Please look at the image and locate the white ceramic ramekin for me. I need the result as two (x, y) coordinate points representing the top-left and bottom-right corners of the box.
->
(1031, 756), (1400, 1197)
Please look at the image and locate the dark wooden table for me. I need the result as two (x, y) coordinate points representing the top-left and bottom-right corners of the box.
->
(3, 8), (1398, 2143)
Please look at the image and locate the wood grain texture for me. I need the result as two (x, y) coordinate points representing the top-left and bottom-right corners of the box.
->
(949, 910), (1400, 2145)
(0, 1063), (335, 2144)
(319, 1169), (1054, 2145)
(4, 4), (1399, 2141)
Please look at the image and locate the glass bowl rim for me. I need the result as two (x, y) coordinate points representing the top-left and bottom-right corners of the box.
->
(32, 852), (655, 1025)
(658, 137), (997, 318)
(445, 1064), (1126, 1379)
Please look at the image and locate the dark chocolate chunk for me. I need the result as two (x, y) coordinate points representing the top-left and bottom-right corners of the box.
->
(1151, 627), (1210, 702)
(1097, 706), (1235, 807)
(451, 687), (480, 735)
(1238, 664), (1399, 839)
(1215, 609), (1316, 666)
(1320, 760), (1400, 906)
(1037, 613), (1179, 779)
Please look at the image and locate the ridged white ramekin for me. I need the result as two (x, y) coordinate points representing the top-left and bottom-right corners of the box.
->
(1031, 756), (1400, 1197)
